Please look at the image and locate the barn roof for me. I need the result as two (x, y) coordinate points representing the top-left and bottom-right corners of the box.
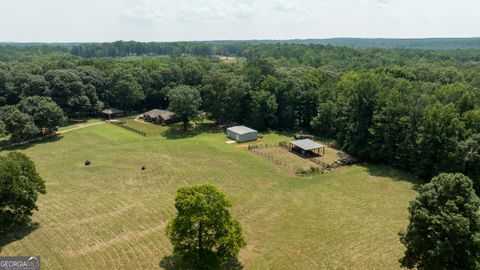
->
(143, 109), (176, 120)
(291, 139), (324, 151)
(101, 108), (123, 115)
(227, 125), (257, 135)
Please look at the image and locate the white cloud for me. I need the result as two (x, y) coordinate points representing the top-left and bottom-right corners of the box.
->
(178, 0), (254, 22)
(274, 0), (307, 12)
(123, 0), (255, 23)
(2, 0), (480, 42)
(376, 0), (393, 7)
(123, 0), (169, 21)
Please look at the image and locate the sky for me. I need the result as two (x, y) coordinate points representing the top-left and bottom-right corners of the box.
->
(0, 0), (479, 42)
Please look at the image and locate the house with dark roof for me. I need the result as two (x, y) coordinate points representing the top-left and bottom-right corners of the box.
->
(227, 125), (258, 143)
(143, 109), (179, 125)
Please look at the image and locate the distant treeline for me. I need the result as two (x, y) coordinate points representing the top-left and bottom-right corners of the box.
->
(70, 40), (480, 60)
(205, 38), (480, 50)
(3, 40), (480, 62)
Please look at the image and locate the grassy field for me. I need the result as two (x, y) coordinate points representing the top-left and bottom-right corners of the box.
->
(0, 123), (418, 269)
(58, 119), (102, 132)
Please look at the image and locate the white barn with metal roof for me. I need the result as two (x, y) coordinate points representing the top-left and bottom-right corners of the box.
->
(227, 126), (258, 143)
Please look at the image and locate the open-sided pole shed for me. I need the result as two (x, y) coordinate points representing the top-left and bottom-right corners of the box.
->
(290, 139), (325, 157)
(101, 108), (124, 120)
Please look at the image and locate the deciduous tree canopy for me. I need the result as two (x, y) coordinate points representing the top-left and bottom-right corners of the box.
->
(166, 184), (246, 269)
(400, 173), (480, 269)
(0, 152), (46, 232)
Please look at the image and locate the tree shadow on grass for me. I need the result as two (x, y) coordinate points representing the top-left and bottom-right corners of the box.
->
(163, 122), (223, 140)
(361, 163), (423, 191)
(0, 135), (63, 151)
(0, 222), (39, 252)
(59, 119), (90, 128)
(159, 255), (243, 270)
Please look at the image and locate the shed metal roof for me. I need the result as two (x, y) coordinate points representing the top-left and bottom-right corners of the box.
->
(143, 109), (176, 120)
(291, 139), (324, 151)
(227, 125), (258, 135)
(101, 108), (123, 115)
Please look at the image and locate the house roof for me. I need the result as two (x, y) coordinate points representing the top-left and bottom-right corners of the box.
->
(101, 108), (123, 115)
(227, 125), (258, 135)
(143, 109), (176, 120)
(291, 139), (324, 151)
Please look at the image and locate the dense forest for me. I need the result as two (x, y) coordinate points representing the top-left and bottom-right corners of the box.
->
(213, 37), (480, 50)
(1, 42), (479, 191)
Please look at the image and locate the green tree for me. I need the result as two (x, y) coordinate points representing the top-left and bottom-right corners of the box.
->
(0, 120), (5, 137)
(415, 104), (464, 179)
(245, 90), (278, 131)
(464, 109), (480, 135)
(167, 85), (202, 130)
(368, 79), (423, 166)
(44, 69), (94, 116)
(0, 152), (46, 232)
(107, 69), (145, 110)
(166, 184), (246, 269)
(223, 77), (248, 124)
(0, 105), (39, 141)
(336, 72), (381, 157)
(311, 101), (338, 137)
(201, 71), (231, 123)
(434, 83), (475, 113)
(460, 134), (480, 195)
(400, 173), (480, 269)
(17, 96), (64, 132)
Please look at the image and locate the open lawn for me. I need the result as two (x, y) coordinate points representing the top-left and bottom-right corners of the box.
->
(58, 119), (102, 132)
(0, 123), (418, 269)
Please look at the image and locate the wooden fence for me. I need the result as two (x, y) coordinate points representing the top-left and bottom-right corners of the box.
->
(247, 143), (280, 150)
(308, 157), (328, 168)
(109, 121), (148, 136)
(248, 142), (325, 176)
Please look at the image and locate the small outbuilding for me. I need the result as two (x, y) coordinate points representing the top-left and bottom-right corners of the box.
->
(290, 139), (325, 157)
(101, 108), (124, 120)
(143, 109), (179, 125)
(227, 126), (258, 143)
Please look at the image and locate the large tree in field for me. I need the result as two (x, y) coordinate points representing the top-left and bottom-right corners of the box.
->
(0, 152), (46, 232)
(17, 96), (64, 132)
(166, 184), (246, 269)
(168, 85), (202, 130)
(0, 105), (38, 141)
(400, 173), (480, 270)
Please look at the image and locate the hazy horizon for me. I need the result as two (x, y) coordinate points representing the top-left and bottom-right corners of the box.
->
(2, 37), (480, 44)
(1, 0), (479, 42)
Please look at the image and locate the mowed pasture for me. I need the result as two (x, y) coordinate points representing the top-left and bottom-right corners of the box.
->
(0, 122), (418, 269)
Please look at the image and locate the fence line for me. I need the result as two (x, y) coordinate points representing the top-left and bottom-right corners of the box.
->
(109, 121), (148, 136)
(248, 142), (325, 176)
(308, 158), (328, 168)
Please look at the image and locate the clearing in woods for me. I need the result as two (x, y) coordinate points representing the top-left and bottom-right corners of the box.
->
(0, 120), (418, 269)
